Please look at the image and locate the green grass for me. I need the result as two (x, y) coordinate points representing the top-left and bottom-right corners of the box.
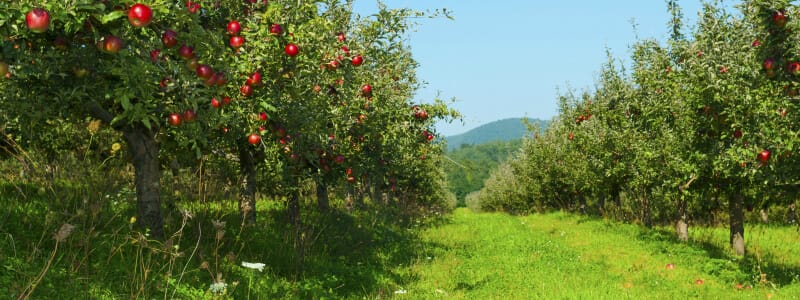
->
(394, 209), (800, 299)
(3, 156), (800, 299)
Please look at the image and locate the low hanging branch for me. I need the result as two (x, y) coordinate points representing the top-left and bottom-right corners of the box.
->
(679, 175), (697, 192)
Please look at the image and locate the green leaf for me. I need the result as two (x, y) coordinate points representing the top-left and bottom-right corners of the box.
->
(120, 95), (132, 111)
(100, 11), (125, 24)
(142, 117), (152, 130)
(260, 102), (276, 112)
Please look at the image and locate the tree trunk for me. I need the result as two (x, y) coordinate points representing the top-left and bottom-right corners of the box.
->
(759, 208), (769, 224)
(238, 145), (257, 225)
(730, 192), (745, 256)
(355, 186), (365, 209)
(612, 184), (622, 207)
(598, 193), (606, 216)
(676, 199), (689, 242)
(578, 192), (587, 215)
(288, 187), (301, 227)
(122, 124), (165, 240)
(642, 192), (652, 228)
(316, 181), (329, 211)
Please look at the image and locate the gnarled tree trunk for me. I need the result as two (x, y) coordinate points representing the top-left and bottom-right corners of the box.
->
(676, 199), (689, 242)
(238, 145), (257, 225)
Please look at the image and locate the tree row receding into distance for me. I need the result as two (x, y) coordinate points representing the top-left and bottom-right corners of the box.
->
(472, 0), (800, 256)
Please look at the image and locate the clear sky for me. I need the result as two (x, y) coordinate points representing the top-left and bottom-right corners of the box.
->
(353, 0), (741, 136)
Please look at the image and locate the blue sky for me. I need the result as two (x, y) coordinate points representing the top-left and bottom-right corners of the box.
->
(353, 1), (739, 136)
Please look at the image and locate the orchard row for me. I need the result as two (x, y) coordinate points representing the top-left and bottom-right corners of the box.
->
(473, 0), (799, 256)
(0, 0), (458, 239)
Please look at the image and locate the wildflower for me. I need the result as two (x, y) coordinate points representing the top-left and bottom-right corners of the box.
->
(394, 289), (407, 294)
(241, 261), (265, 272)
(209, 281), (227, 294)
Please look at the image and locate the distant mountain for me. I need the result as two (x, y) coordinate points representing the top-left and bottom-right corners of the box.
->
(445, 118), (547, 151)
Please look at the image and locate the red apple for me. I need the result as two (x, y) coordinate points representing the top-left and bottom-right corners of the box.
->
(248, 133), (261, 145)
(327, 60), (340, 70)
(351, 54), (363, 66)
(336, 32), (346, 42)
(285, 43), (299, 57)
(773, 10), (787, 28)
(128, 3), (153, 27)
(427, 133), (434, 141)
(275, 126), (287, 137)
(168, 113), (182, 126)
(665, 263), (675, 270)
(270, 23), (282, 35)
(763, 58), (775, 71)
(178, 44), (195, 59)
(186, 1), (201, 13)
(259, 111), (268, 121)
(159, 77), (171, 88)
(361, 84), (372, 95)
(213, 72), (227, 86)
(102, 35), (124, 54)
(222, 96), (231, 105)
(415, 110), (429, 120)
(695, 279), (704, 286)
(568, 132), (575, 140)
(53, 36), (69, 50)
(227, 20), (241, 35)
(246, 71), (262, 86)
(196, 64), (213, 79)
(150, 49), (161, 63)
(183, 109), (197, 122)
(26, 8), (50, 33)
(758, 149), (771, 164)
(752, 39), (761, 47)
(733, 129), (742, 139)
(230, 36), (244, 49)
(186, 58), (199, 70)
(335, 155), (345, 164)
(240, 85), (253, 97)
(787, 61), (800, 76)
(211, 97), (221, 108)
(162, 30), (178, 48)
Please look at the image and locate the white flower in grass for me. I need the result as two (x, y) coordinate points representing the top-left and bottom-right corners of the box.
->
(241, 261), (265, 272)
(209, 281), (227, 294)
(394, 289), (407, 294)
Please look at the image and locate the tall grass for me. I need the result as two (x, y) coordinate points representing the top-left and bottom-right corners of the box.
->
(0, 153), (443, 299)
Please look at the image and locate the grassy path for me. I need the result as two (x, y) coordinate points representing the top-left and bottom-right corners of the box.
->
(393, 209), (800, 299)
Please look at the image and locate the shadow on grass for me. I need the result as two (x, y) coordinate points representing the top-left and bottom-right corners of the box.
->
(634, 226), (800, 286)
(176, 199), (452, 299)
(0, 176), (451, 299)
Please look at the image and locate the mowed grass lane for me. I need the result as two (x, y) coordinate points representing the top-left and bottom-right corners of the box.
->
(392, 209), (800, 299)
